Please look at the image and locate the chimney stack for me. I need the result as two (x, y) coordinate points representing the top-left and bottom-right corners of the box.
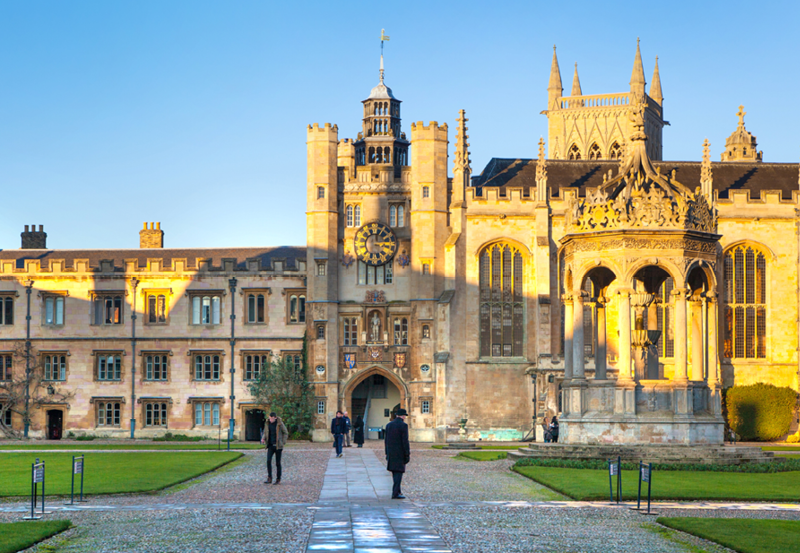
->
(139, 222), (164, 249)
(21, 225), (47, 249)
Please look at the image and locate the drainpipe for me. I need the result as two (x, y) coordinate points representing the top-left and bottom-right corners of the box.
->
(23, 280), (34, 438)
(228, 277), (238, 451)
(130, 278), (139, 439)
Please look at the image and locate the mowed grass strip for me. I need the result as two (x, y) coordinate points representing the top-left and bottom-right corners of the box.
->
(432, 445), (523, 450)
(0, 520), (71, 553)
(513, 466), (800, 501)
(0, 443), (264, 451)
(457, 451), (508, 461)
(0, 451), (242, 497)
(657, 517), (800, 553)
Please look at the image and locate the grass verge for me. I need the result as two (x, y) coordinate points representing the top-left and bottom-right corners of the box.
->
(0, 451), (242, 497)
(762, 446), (800, 452)
(432, 445), (523, 450)
(456, 451), (508, 461)
(657, 517), (800, 553)
(0, 443), (263, 451)
(512, 465), (800, 501)
(0, 521), (71, 553)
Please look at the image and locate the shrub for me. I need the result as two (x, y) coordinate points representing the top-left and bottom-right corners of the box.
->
(725, 383), (797, 441)
(75, 434), (96, 441)
(152, 432), (205, 442)
(289, 431), (311, 441)
(787, 432), (800, 444)
(513, 457), (800, 473)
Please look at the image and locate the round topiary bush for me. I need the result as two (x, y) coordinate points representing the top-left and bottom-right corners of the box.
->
(725, 383), (797, 441)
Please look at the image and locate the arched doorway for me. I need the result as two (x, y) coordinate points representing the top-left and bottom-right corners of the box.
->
(244, 409), (266, 442)
(346, 369), (405, 440)
(46, 410), (62, 440)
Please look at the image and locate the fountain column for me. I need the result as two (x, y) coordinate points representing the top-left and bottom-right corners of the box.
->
(672, 288), (689, 382)
(595, 297), (607, 380)
(617, 290), (632, 383)
(572, 291), (586, 379)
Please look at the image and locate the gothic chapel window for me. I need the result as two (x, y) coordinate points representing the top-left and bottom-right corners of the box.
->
(723, 245), (767, 359)
(479, 244), (524, 357)
(588, 143), (602, 160)
(609, 142), (622, 160)
(568, 144), (581, 160)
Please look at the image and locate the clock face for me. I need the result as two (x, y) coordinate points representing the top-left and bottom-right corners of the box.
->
(354, 222), (398, 266)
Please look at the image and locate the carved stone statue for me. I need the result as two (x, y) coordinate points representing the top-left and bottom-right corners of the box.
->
(370, 312), (381, 342)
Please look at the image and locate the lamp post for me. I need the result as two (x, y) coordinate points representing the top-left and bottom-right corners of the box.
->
(23, 280), (34, 438)
(129, 278), (139, 439)
(228, 277), (238, 451)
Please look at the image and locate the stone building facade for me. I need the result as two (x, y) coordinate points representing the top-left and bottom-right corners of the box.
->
(2, 41), (799, 443)
(306, 41), (800, 443)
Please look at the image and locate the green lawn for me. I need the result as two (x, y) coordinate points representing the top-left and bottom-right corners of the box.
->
(0, 521), (71, 553)
(0, 443), (264, 451)
(513, 465), (800, 501)
(657, 517), (800, 553)
(457, 451), (508, 461)
(762, 445), (800, 452)
(0, 451), (242, 497)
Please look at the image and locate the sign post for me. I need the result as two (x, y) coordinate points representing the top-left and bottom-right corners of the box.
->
(23, 458), (46, 520)
(607, 458), (617, 502)
(65, 455), (86, 505)
(642, 462), (654, 515)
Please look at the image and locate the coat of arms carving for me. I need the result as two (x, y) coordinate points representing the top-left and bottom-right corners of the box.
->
(367, 347), (383, 362)
(394, 352), (406, 369)
(396, 250), (410, 268)
(341, 250), (355, 269)
(343, 353), (357, 369)
(365, 290), (386, 303)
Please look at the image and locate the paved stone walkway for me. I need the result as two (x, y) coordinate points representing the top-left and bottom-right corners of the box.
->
(308, 448), (452, 552)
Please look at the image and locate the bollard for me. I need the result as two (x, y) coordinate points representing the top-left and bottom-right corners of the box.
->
(23, 458), (46, 520)
(65, 455), (87, 505)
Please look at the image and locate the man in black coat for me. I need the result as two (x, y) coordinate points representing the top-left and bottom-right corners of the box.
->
(384, 408), (410, 499)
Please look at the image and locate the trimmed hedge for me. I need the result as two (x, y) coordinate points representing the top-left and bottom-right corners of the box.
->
(725, 383), (797, 441)
(513, 457), (800, 473)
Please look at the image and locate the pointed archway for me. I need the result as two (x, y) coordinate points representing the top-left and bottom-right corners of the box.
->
(342, 366), (408, 439)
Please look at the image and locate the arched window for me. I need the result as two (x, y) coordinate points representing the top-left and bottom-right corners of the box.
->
(354, 205), (361, 227)
(568, 144), (581, 160)
(346, 205), (354, 227)
(656, 277), (675, 358)
(609, 142), (622, 160)
(397, 205), (404, 227)
(479, 243), (524, 357)
(389, 205), (397, 227)
(723, 245), (767, 359)
(588, 143), (602, 160)
(394, 317), (408, 345)
(369, 147), (376, 162)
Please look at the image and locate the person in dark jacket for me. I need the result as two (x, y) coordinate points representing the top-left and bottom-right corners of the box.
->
(353, 415), (365, 447)
(331, 411), (347, 457)
(384, 408), (410, 499)
(261, 412), (289, 485)
(343, 411), (352, 447)
(549, 416), (560, 443)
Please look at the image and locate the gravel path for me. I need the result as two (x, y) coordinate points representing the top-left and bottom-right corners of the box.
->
(0, 509), (313, 553)
(401, 449), (565, 502)
(422, 505), (734, 553)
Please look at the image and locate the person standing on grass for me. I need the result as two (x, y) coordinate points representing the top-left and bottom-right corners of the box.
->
(343, 410), (352, 448)
(353, 415), (365, 448)
(262, 412), (288, 485)
(331, 410), (347, 457)
(384, 408), (410, 499)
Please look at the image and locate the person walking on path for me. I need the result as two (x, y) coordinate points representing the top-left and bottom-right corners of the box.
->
(261, 412), (288, 485)
(353, 415), (365, 448)
(343, 411), (352, 448)
(384, 408), (410, 499)
(331, 410), (347, 457)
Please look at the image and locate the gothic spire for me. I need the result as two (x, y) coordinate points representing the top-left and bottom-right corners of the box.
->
(650, 56), (663, 105)
(548, 46), (563, 110)
(571, 63), (583, 96)
(630, 38), (646, 99)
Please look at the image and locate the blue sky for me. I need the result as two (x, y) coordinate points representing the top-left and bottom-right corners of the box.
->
(1, 1), (797, 249)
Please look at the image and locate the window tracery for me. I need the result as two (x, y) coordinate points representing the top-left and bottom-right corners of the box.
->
(723, 245), (767, 359)
(568, 144), (581, 160)
(479, 243), (524, 357)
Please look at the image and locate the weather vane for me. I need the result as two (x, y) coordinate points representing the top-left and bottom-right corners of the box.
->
(380, 29), (390, 82)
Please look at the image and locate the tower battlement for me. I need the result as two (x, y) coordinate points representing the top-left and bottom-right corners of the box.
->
(411, 121), (448, 138)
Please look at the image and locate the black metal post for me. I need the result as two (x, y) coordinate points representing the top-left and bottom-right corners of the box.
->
(647, 463), (652, 514)
(608, 459), (614, 502)
(23, 280), (33, 438)
(41, 460), (46, 514)
(617, 456), (621, 504)
(79, 455), (85, 502)
(130, 278), (139, 438)
(637, 461), (642, 510)
(69, 455), (75, 505)
(228, 277), (237, 451)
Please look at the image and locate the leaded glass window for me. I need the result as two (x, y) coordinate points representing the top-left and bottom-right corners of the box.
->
(723, 245), (766, 359)
(479, 244), (524, 357)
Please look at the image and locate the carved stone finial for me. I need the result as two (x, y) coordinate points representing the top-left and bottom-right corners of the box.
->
(538, 137), (546, 161)
(536, 137), (548, 203)
(737, 105), (746, 128)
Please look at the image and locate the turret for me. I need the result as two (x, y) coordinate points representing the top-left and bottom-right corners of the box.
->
(547, 46), (563, 111)
(571, 63), (582, 96)
(650, 56), (663, 106)
(630, 38), (646, 101)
